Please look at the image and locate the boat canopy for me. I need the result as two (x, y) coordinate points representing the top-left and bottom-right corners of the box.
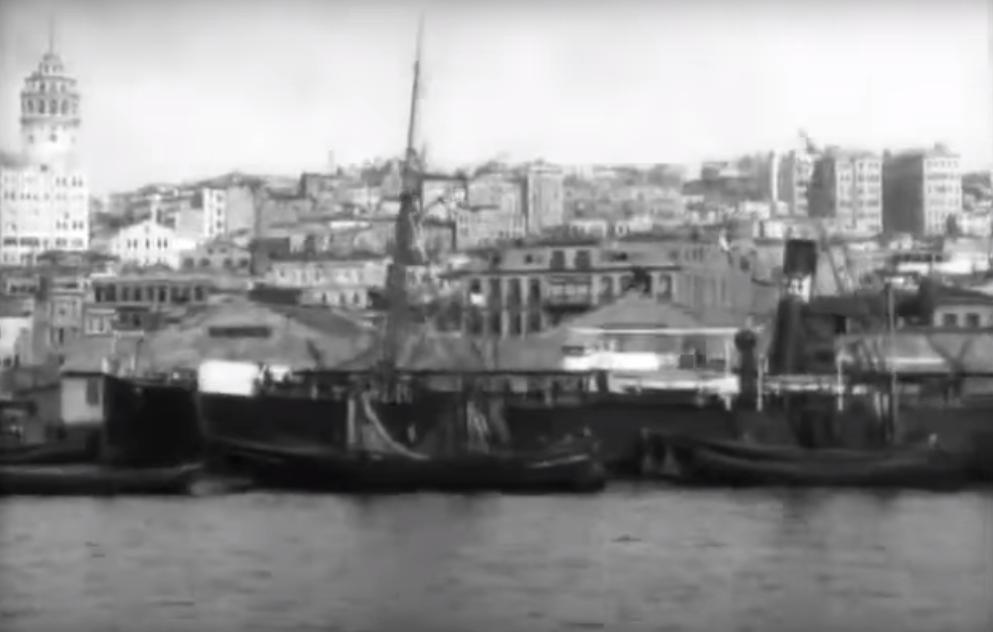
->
(835, 330), (993, 375)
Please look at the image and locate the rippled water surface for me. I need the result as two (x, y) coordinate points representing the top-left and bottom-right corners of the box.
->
(2, 485), (991, 632)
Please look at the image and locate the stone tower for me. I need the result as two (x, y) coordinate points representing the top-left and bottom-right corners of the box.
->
(19, 22), (81, 169)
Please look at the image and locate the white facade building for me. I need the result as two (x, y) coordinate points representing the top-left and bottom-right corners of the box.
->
(525, 165), (565, 232)
(109, 219), (194, 269)
(0, 38), (89, 264)
(0, 167), (89, 264)
(202, 187), (228, 240)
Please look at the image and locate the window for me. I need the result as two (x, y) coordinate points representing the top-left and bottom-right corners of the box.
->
(528, 278), (542, 301)
(488, 312), (502, 336)
(527, 310), (542, 333)
(965, 313), (981, 328)
(506, 278), (522, 307)
(465, 309), (482, 335)
(85, 377), (101, 406)
(574, 249), (592, 270)
(550, 250), (566, 270)
(941, 313), (958, 327)
(507, 313), (523, 336)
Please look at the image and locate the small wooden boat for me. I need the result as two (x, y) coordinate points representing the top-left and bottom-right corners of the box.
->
(651, 436), (970, 490)
(0, 462), (204, 496)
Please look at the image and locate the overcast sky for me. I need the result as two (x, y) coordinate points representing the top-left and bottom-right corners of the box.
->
(0, 0), (990, 194)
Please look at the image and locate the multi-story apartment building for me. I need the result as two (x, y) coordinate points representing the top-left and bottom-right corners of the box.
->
(264, 253), (388, 309)
(453, 205), (527, 250)
(456, 234), (769, 338)
(0, 39), (89, 264)
(467, 173), (525, 219)
(807, 149), (883, 234)
(883, 145), (963, 237)
(525, 165), (565, 232)
(776, 150), (815, 216)
(85, 272), (212, 334)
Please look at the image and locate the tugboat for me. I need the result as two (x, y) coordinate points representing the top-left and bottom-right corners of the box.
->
(0, 369), (205, 496)
(644, 236), (982, 488)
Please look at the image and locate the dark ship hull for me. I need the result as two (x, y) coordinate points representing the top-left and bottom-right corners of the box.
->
(0, 462), (204, 496)
(652, 434), (969, 490)
(101, 375), (204, 467)
(503, 395), (740, 475)
(0, 434), (97, 465)
(196, 385), (739, 479)
(0, 375), (207, 496)
(196, 391), (450, 461)
(204, 435), (605, 493)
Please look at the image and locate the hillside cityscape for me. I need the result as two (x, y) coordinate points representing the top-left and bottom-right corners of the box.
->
(1, 28), (992, 388)
(2, 5), (993, 631)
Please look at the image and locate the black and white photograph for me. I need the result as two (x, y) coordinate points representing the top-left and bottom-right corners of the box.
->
(0, 0), (991, 630)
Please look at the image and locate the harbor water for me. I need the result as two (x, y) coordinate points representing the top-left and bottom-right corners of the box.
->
(2, 485), (991, 632)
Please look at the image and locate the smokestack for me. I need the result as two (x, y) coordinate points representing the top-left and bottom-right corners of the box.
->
(782, 238), (818, 303)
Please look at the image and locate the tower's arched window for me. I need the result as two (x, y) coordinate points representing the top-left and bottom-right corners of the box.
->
(39, 83), (46, 93)
(49, 100), (57, 114)
(60, 101), (68, 115)
(38, 101), (45, 114)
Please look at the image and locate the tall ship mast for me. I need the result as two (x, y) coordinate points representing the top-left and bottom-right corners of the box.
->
(379, 15), (427, 382)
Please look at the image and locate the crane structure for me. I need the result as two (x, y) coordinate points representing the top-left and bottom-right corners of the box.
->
(378, 15), (492, 380)
(798, 128), (819, 155)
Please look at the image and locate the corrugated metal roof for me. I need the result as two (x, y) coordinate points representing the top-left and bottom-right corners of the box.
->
(60, 298), (376, 374)
(837, 330), (993, 374)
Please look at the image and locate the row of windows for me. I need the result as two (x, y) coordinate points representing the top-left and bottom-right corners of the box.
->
(182, 256), (250, 270)
(310, 290), (367, 307)
(23, 99), (77, 116)
(84, 315), (114, 335)
(92, 284), (208, 304)
(26, 132), (76, 145)
(52, 221), (86, 231)
(120, 238), (170, 250)
(0, 173), (84, 185)
(465, 309), (543, 337)
(0, 236), (85, 248)
(939, 312), (985, 328)
(30, 79), (71, 93)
